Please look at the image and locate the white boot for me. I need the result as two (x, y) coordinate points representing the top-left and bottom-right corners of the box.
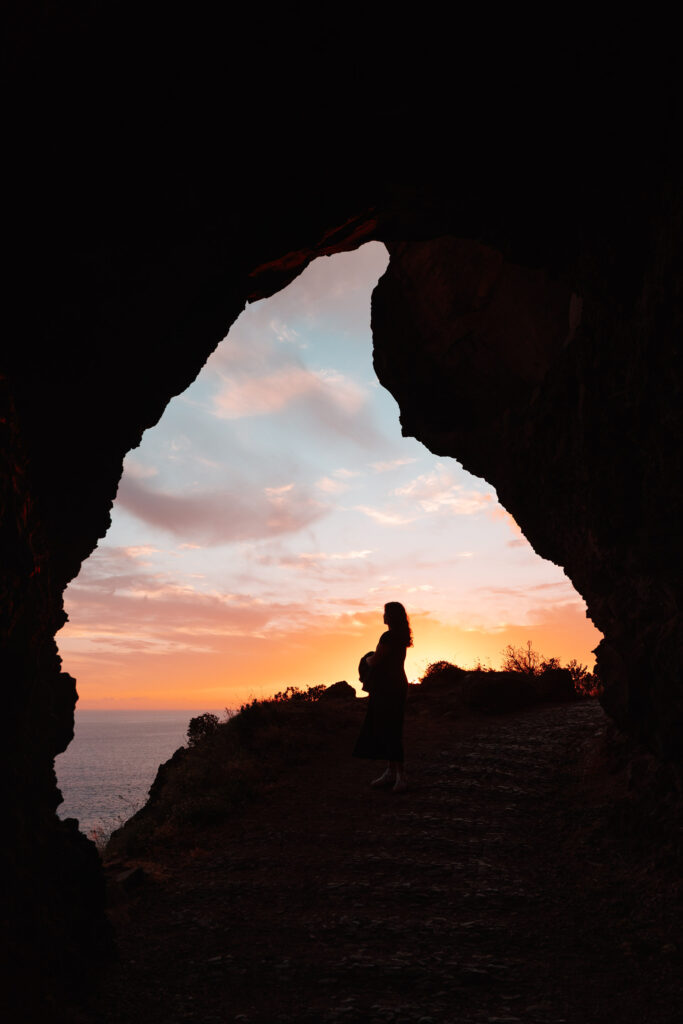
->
(370, 767), (395, 787)
(392, 771), (408, 793)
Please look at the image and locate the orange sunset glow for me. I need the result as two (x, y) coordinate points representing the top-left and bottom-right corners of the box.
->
(57, 244), (602, 710)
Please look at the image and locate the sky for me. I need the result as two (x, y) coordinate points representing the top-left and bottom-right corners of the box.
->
(57, 243), (602, 710)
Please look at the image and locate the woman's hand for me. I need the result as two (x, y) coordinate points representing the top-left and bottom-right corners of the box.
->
(367, 637), (390, 668)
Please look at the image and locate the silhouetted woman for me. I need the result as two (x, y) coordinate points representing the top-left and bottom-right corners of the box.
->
(353, 602), (412, 792)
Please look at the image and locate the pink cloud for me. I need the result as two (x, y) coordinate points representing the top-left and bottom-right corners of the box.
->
(316, 476), (351, 495)
(210, 360), (384, 448)
(116, 474), (325, 545)
(60, 547), (314, 657)
(394, 465), (495, 515)
(354, 505), (418, 526)
(299, 550), (373, 562)
(213, 366), (364, 420)
(370, 457), (418, 473)
(213, 366), (323, 419)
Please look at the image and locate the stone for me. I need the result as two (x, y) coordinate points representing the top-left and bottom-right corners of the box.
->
(319, 681), (357, 701)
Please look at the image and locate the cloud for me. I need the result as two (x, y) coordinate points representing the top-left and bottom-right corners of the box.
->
(264, 483), (295, 498)
(210, 361), (385, 449)
(394, 465), (494, 515)
(123, 457), (159, 480)
(487, 505), (525, 536)
(316, 476), (351, 495)
(197, 247), (391, 453)
(478, 581), (577, 598)
(370, 457), (418, 473)
(213, 366), (322, 419)
(354, 505), (418, 526)
(60, 544), (390, 668)
(60, 546), (316, 656)
(270, 319), (303, 346)
(213, 365), (364, 419)
(124, 545), (160, 559)
(299, 550), (373, 562)
(116, 474), (325, 545)
(253, 548), (374, 575)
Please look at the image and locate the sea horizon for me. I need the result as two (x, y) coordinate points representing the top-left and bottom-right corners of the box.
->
(57, 708), (229, 839)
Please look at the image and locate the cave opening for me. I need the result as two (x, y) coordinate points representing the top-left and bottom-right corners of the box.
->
(5, 36), (681, 1016)
(54, 242), (602, 839)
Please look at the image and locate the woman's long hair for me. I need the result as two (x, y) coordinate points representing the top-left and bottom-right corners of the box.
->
(384, 602), (413, 647)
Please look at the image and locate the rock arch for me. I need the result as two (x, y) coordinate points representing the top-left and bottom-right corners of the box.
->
(2, 21), (681, 999)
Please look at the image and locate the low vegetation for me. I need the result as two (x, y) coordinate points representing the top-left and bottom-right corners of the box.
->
(417, 640), (598, 715)
(500, 641), (598, 697)
(106, 645), (597, 858)
(106, 683), (358, 858)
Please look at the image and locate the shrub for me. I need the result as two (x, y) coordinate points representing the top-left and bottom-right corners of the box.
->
(187, 713), (220, 746)
(106, 681), (360, 857)
(501, 640), (542, 676)
(270, 684), (327, 703)
(501, 641), (597, 699)
(419, 661), (468, 688)
(534, 666), (577, 702)
(464, 671), (538, 714)
(566, 659), (599, 697)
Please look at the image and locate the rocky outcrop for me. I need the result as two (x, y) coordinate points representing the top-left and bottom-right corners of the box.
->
(319, 681), (357, 701)
(372, 229), (682, 757)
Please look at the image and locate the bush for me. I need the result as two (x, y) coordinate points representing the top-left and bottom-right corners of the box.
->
(566, 659), (599, 697)
(501, 641), (597, 699)
(419, 661), (468, 688)
(534, 666), (577, 702)
(270, 684), (327, 703)
(501, 641), (542, 676)
(106, 682), (360, 857)
(187, 713), (220, 746)
(464, 671), (538, 714)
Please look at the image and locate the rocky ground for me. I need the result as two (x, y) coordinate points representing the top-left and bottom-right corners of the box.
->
(73, 698), (680, 1024)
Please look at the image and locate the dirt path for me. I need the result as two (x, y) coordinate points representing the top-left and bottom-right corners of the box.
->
(89, 700), (681, 1024)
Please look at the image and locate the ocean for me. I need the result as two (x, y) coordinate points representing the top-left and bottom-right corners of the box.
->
(56, 709), (224, 840)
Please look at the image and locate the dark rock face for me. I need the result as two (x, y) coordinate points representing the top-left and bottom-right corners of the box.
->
(372, 229), (682, 757)
(2, 22), (681, 1001)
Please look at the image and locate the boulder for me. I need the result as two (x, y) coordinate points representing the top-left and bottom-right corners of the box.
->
(319, 681), (356, 701)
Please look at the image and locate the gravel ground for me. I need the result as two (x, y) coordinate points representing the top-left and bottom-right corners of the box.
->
(83, 699), (681, 1024)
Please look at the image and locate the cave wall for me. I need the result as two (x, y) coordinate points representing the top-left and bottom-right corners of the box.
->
(2, 16), (681, 1000)
(371, 227), (683, 757)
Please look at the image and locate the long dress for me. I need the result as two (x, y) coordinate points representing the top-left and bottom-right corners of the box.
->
(353, 630), (408, 762)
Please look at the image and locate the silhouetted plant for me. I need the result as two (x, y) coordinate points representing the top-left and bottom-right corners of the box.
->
(466, 671), (538, 713)
(271, 684), (327, 703)
(501, 642), (597, 698)
(566, 659), (599, 697)
(187, 712), (220, 746)
(420, 660), (467, 685)
(420, 646), (594, 708)
(108, 681), (360, 857)
(501, 640), (542, 676)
